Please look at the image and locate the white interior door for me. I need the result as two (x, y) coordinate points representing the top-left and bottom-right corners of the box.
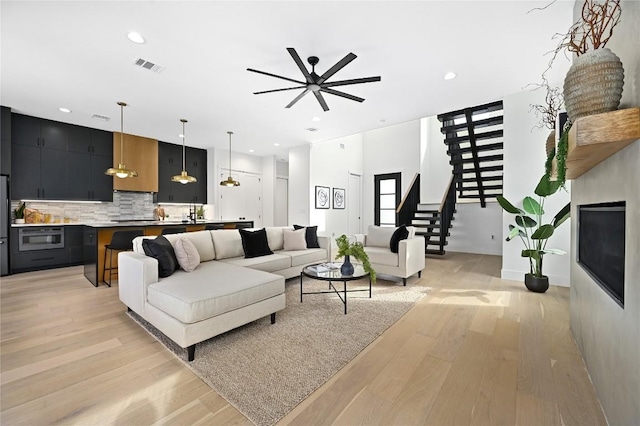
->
(348, 173), (362, 235)
(219, 170), (262, 227)
(275, 177), (288, 226)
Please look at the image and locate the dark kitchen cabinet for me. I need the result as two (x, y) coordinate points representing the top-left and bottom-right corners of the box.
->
(11, 113), (113, 201)
(66, 226), (84, 265)
(66, 128), (113, 201)
(12, 114), (68, 151)
(157, 142), (206, 204)
(12, 143), (68, 200)
(188, 146), (207, 203)
(1, 106), (11, 175)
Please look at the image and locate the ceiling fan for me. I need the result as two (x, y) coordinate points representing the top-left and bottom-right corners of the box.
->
(247, 48), (381, 112)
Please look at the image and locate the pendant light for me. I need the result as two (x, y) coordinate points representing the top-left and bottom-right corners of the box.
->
(220, 131), (240, 187)
(105, 102), (138, 178)
(171, 119), (197, 184)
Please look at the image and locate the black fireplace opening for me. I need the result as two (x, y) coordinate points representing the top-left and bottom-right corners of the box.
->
(578, 201), (626, 307)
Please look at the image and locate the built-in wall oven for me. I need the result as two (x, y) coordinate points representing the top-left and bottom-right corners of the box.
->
(18, 227), (65, 251)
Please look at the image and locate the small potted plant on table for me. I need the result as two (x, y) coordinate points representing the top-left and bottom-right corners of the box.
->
(335, 234), (376, 282)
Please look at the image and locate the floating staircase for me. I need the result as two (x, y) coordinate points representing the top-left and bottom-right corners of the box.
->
(437, 100), (504, 207)
(404, 101), (505, 255)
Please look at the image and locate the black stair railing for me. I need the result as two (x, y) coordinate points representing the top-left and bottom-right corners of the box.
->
(397, 173), (420, 226)
(438, 176), (456, 252)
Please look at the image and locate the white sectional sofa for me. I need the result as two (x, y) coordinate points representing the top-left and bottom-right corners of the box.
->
(118, 227), (329, 361)
(354, 225), (425, 285)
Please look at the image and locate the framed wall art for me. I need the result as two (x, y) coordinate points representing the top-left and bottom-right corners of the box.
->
(315, 185), (330, 209)
(333, 188), (345, 209)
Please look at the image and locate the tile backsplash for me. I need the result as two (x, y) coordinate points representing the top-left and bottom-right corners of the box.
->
(10, 192), (202, 223)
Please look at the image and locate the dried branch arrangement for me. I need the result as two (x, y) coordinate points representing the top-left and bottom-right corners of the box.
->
(555, 0), (622, 56)
(530, 80), (564, 130)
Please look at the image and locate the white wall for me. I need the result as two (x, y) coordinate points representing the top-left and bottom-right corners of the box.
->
(261, 155), (276, 227)
(502, 89), (572, 286)
(420, 116), (451, 203)
(362, 120), (421, 229)
(447, 202), (503, 255)
(288, 144), (311, 226)
(309, 134), (363, 236)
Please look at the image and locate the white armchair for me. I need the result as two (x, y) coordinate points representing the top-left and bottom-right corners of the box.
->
(354, 225), (425, 285)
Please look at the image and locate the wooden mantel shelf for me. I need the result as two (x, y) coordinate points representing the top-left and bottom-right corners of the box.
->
(566, 107), (640, 179)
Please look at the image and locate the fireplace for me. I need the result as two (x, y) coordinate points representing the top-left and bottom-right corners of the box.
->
(578, 201), (626, 307)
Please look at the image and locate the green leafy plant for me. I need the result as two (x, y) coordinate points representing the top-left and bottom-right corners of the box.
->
(13, 201), (26, 219)
(335, 234), (376, 282)
(497, 175), (571, 278)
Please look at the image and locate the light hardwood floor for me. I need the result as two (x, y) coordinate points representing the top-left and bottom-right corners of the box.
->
(0, 253), (606, 425)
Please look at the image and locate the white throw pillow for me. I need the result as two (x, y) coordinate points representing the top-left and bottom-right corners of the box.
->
(174, 237), (201, 272)
(211, 229), (245, 259)
(366, 225), (397, 248)
(283, 228), (307, 251)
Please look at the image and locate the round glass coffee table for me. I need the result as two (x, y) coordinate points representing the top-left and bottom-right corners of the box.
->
(300, 263), (371, 314)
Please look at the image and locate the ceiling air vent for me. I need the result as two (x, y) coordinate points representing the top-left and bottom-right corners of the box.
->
(133, 57), (164, 73)
(92, 114), (110, 121)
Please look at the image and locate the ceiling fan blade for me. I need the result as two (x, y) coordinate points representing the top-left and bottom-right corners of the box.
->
(313, 91), (329, 112)
(286, 89), (310, 109)
(253, 86), (305, 95)
(317, 52), (357, 84)
(320, 88), (365, 103)
(286, 48), (314, 84)
(322, 76), (381, 88)
(247, 68), (305, 85)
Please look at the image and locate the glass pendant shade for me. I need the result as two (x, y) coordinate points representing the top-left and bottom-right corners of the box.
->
(105, 102), (138, 178)
(171, 119), (197, 184)
(220, 131), (240, 187)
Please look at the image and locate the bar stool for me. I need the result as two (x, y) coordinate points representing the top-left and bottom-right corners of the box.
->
(103, 229), (144, 287)
(205, 224), (225, 230)
(162, 227), (186, 235)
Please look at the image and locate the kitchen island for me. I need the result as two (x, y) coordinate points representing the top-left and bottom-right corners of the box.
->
(83, 220), (253, 286)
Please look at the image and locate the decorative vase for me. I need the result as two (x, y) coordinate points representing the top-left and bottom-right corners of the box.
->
(341, 255), (354, 275)
(14, 219), (25, 224)
(563, 48), (624, 122)
(524, 273), (549, 293)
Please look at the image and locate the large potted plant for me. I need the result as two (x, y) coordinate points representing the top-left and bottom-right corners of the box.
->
(335, 234), (376, 283)
(496, 175), (570, 293)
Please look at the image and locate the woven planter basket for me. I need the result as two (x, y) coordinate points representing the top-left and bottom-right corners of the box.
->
(546, 130), (556, 156)
(564, 48), (624, 122)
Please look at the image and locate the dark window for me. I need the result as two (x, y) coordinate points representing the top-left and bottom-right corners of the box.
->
(374, 173), (401, 226)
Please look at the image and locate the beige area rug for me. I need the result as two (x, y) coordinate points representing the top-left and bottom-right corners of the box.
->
(128, 276), (430, 426)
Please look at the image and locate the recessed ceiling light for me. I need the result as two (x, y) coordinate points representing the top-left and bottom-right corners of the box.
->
(249, 149), (254, 153)
(178, 134), (185, 138)
(127, 32), (145, 44)
(58, 107), (71, 113)
(379, 119), (386, 123)
(274, 143), (280, 147)
(306, 127), (318, 132)
(444, 72), (457, 80)
(312, 116), (321, 122)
